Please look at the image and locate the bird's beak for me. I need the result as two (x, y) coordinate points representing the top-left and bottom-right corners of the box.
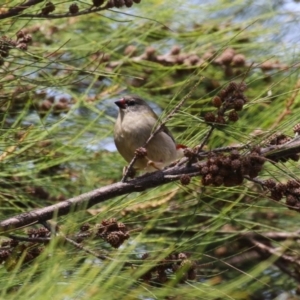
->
(115, 98), (127, 109)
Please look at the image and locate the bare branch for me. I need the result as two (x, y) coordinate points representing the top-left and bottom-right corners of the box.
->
(0, 0), (44, 20)
(262, 136), (300, 160)
(0, 164), (200, 233)
(1, 134), (300, 234)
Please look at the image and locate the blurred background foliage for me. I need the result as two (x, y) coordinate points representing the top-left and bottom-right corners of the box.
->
(1, 0), (300, 299)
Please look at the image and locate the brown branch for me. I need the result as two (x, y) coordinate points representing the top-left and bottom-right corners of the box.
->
(0, 164), (200, 233)
(262, 136), (300, 160)
(242, 231), (300, 241)
(226, 236), (300, 282)
(0, 3), (142, 21)
(248, 237), (300, 282)
(274, 260), (300, 282)
(0, 0), (44, 20)
(63, 234), (111, 261)
(147, 227), (300, 241)
(8, 234), (50, 243)
(196, 126), (214, 154)
(1, 134), (300, 234)
(249, 238), (300, 267)
(11, 7), (110, 20)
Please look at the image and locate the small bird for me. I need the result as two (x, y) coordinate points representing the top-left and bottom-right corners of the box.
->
(114, 95), (184, 172)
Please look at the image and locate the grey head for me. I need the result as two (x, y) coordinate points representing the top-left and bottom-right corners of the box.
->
(114, 95), (152, 113)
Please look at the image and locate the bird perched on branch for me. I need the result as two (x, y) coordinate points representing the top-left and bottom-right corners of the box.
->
(114, 95), (185, 172)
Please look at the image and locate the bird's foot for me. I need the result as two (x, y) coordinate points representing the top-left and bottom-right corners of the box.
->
(146, 160), (164, 171)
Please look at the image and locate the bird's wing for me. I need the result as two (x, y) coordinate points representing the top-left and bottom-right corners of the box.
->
(161, 123), (176, 143)
(146, 108), (176, 143)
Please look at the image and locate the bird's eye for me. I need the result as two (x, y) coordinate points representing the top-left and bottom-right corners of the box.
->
(127, 100), (135, 106)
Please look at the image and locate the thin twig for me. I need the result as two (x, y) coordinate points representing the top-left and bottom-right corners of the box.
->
(63, 235), (112, 261)
(8, 234), (50, 243)
(40, 220), (112, 261)
(243, 175), (265, 186)
(196, 126), (215, 154)
(1, 4), (171, 27)
(262, 136), (300, 160)
(209, 144), (250, 154)
(274, 260), (300, 282)
(204, 253), (270, 287)
(249, 238), (300, 269)
(0, 2), (104, 20)
(0, 0), (44, 20)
